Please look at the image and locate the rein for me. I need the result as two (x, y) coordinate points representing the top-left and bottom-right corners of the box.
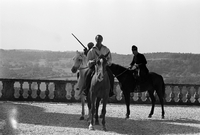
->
(114, 68), (129, 78)
(79, 66), (88, 70)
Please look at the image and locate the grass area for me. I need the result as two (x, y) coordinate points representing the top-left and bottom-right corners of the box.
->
(1, 102), (200, 135)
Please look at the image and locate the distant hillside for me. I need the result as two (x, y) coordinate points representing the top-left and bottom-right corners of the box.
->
(1, 49), (200, 84)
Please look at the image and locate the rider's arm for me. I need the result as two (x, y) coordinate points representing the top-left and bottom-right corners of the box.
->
(136, 54), (147, 68)
(129, 56), (135, 69)
(87, 50), (96, 68)
(106, 48), (112, 66)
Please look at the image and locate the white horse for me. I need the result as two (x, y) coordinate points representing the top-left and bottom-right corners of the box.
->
(71, 51), (89, 120)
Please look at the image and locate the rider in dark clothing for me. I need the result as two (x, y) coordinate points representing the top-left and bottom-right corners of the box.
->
(129, 45), (149, 84)
(83, 42), (94, 56)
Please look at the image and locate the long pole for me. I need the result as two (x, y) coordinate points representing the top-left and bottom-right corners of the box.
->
(71, 33), (87, 49)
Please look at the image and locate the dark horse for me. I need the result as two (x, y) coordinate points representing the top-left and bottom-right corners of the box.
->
(109, 63), (165, 119)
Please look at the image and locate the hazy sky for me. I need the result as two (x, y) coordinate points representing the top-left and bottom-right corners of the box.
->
(1, 0), (200, 54)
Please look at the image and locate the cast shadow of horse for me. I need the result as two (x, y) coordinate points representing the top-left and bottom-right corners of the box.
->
(1, 102), (200, 135)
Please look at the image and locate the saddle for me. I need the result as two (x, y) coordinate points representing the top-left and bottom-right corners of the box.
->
(132, 69), (150, 93)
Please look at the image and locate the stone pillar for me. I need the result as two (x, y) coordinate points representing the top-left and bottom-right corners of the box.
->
(54, 81), (66, 102)
(2, 80), (15, 100)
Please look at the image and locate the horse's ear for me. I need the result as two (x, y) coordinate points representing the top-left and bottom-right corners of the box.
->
(76, 50), (82, 55)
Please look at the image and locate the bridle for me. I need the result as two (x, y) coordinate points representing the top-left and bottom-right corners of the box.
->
(79, 66), (88, 70)
(73, 54), (88, 71)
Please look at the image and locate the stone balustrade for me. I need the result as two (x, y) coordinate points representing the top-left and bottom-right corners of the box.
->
(0, 78), (199, 105)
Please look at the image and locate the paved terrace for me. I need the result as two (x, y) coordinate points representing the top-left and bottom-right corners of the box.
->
(0, 102), (200, 135)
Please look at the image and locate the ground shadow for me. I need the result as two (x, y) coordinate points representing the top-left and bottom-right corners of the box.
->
(1, 102), (200, 135)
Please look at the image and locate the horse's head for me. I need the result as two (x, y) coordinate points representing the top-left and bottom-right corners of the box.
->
(95, 51), (110, 67)
(71, 50), (87, 73)
(94, 52), (110, 81)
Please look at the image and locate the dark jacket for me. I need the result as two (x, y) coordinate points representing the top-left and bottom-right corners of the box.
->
(130, 53), (149, 76)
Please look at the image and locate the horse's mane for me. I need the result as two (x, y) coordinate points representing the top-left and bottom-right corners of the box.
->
(112, 63), (128, 71)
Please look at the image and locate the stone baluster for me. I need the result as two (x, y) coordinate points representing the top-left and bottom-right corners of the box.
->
(115, 84), (123, 101)
(141, 92), (147, 102)
(186, 86), (191, 104)
(66, 83), (72, 100)
(14, 82), (20, 99)
(0, 81), (3, 98)
(39, 82), (46, 99)
(177, 85), (183, 104)
(22, 82), (29, 99)
(144, 91), (150, 103)
(132, 93), (138, 102)
(193, 86), (199, 105)
(31, 82), (38, 99)
(48, 82), (55, 99)
(165, 85), (172, 103)
(170, 86), (175, 104)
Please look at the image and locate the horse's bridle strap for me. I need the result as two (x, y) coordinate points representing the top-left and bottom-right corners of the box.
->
(79, 66), (88, 70)
(114, 69), (129, 78)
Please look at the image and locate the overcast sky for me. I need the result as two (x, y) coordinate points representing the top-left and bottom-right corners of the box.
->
(1, 0), (200, 54)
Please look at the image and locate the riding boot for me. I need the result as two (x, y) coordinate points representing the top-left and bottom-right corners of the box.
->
(82, 68), (94, 96)
(107, 66), (115, 97)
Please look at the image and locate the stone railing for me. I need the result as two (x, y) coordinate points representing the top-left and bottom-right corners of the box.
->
(0, 78), (200, 105)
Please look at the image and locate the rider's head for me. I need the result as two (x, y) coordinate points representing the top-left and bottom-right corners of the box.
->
(132, 45), (137, 51)
(95, 35), (103, 43)
(132, 45), (138, 55)
(87, 42), (94, 50)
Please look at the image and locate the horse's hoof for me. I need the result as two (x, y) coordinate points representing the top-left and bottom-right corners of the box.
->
(89, 125), (94, 130)
(148, 115), (152, 118)
(102, 126), (107, 131)
(79, 116), (84, 120)
(125, 115), (129, 119)
(95, 121), (100, 125)
(162, 116), (165, 119)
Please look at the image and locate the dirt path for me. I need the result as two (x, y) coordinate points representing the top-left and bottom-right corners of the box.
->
(0, 102), (200, 135)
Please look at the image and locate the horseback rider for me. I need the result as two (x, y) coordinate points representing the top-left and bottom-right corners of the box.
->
(129, 45), (149, 87)
(77, 42), (94, 79)
(83, 42), (94, 56)
(82, 35), (114, 97)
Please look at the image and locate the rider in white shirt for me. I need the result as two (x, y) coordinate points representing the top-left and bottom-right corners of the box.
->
(83, 35), (114, 97)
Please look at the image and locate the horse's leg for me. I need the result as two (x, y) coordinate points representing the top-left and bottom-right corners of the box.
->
(89, 96), (95, 130)
(95, 97), (101, 125)
(86, 94), (91, 121)
(123, 91), (130, 119)
(80, 95), (85, 120)
(157, 91), (165, 119)
(100, 99), (103, 118)
(101, 99), (107, 131)
(148, 90), (156, 118)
